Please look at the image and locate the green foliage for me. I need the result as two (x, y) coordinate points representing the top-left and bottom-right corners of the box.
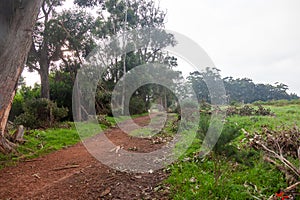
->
(226, 104), (300, 134)
(95, 89), (112, 116)
(129, 96), (148, 115)
(49, 72), (73, 119)
(188, 69), (298, 104)
(187, 68), (221, 103)
(74, 0), (104, 7)
(19, 84), (41, 100)
(9, 85), (41, 121)
(8, 92), (24, 121)
(14, 98), (68, 129)
(198, 113), (210, 137)
(197, 114), (241, 156)
(213, 122), (241, 156)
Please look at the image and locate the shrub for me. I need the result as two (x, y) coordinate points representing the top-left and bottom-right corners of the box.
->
(15, 98), (68, 129)
(197, 113), (211, 138)
(129, 96), (147, 115)
(8, 93), (24, 121)
(213, 122), (241, 156)
(9, 84), (41, 122)
(197, 114), (241, 157)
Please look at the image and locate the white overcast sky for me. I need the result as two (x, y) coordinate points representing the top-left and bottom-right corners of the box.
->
(24, 0), (300, 94)
(160, 0), (300, 94)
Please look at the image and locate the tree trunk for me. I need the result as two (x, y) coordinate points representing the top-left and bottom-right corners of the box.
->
(0, 0), (43, 154)
(39, 62), (50, 99)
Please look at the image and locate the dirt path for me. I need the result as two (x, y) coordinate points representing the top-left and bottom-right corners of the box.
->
(0, 115), (171, 200)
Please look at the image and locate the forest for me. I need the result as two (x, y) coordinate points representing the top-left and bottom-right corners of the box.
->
(0, 0), (299, 199)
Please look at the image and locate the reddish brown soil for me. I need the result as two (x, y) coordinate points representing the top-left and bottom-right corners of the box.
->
(0, 116), (171, 200)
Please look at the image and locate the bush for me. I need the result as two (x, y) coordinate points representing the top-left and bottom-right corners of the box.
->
(213, 121), (241, 156)
(197, 113), (211, 138)
(129, 96), (147, 115)
(15, 98), (68, 129)
(8, 93), (24, 121)
(197, 113), (241, 156)
(9, 85), (41, 122)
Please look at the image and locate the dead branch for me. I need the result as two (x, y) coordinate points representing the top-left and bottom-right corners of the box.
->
(285, 181), (300, 192)
(258, 142), (300, 178)
(53, 165), (80, 171)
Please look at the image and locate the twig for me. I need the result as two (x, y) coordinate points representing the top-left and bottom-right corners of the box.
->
(24, 159), (43, 162)
(285, 182), (300, 192)
(32, 173), (41, 179)
(53, 165), (80, 171)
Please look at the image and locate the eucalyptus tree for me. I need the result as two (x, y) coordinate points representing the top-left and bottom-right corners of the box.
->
(26, 0), (64, 99)
(79, 0), (178, 114)
(27, 0), (96, 99)
(0, 0), (43, 153)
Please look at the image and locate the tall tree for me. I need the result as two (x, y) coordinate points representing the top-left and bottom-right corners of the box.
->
(0, 0), (43, 153)
(27, 0), (64, 99)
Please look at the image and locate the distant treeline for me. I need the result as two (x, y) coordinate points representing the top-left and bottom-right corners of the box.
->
(188, 68), (299, 104)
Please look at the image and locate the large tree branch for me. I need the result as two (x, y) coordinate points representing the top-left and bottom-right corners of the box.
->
(26, 62), (40, 72)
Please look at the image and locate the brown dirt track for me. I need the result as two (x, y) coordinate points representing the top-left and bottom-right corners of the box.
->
(0, 115), (171, 200)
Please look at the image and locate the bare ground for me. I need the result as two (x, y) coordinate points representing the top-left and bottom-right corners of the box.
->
(0, 115), (171, 200)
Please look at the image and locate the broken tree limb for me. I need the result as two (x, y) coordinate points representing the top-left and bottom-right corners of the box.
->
(53, 165), (80, 171)
(285, 182), (300, 192)
(257, 142), (300, 178)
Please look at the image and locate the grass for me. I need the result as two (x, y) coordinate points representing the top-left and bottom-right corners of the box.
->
(227, 104), (300, 133)
(1, 102), (299, 198)
(164, 102), (300, 199)
(166, 145), (287, 199)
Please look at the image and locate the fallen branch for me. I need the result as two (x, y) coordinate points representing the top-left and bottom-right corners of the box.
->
(258, 142), (300, 178)
(53, 165), (80, 171)
(24, 159), (43, 162)
(285, 181), (300, 192)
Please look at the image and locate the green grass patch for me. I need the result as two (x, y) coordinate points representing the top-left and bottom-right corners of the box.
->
(166, 156), (287, 199)
(227, 104), (300, 133)
(164, 103), (300, 199)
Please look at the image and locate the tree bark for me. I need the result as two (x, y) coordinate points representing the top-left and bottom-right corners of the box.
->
(0, 0), (43, 154)
(39, 61), (50, 99)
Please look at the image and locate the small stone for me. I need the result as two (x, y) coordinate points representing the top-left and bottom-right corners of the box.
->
(189, 177), (196, 183)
